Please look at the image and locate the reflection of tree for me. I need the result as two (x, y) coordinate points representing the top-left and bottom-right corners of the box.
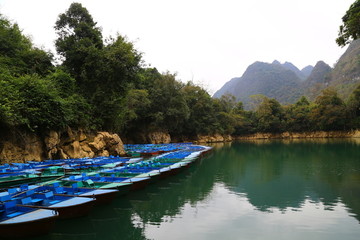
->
(130, 154), (223, 224)
(88, 199), (147, 240)
(215, 140), (360, 222)
(45, 139), (359, 240)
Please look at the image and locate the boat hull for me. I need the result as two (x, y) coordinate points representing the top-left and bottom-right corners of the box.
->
(0, 209), (58, 238)
(20, 197), (95, 219)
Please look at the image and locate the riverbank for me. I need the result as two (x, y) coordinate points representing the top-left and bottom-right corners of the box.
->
(1, 129), (359, 163)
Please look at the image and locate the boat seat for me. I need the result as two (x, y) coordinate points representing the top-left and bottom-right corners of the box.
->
(4, 200), (22, 217)
(72, 183), (79, 191)
(21, 197), (32, 205)
(53, 182), (60, 188)
(8, 188), (18, 195)
(54, 187), (67, 194)
(6, 211), (23, 218)
(0, 194), (11, 202)
(26, 189), (35, 196)
(31, 198), (44, 205)
(44, 191), (60, 205)
(85, 179), (95, 187)
(45, 191), (54, 199)
(20, 184), (29, 191)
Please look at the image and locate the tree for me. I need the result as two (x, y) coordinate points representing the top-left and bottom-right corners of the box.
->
(255, 97), (285, 133)
(347, 84), (360, 128)
(336, 0), (360, 46)
(181, 82), (218, 136)
(54, 2), (103, 80)
(0, 14), (53, 76)
(310, 89), (348, 130)
(285, 96), (313, 132)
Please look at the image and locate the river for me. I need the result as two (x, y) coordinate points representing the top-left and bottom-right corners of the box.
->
(29, 139), (360, 240)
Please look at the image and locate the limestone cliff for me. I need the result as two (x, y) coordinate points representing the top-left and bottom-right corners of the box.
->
(235, 130), (360, 140)
(0, 128), (125, 163)
(194, 134), (233, 143)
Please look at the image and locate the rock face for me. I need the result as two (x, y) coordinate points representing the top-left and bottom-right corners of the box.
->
(147, 132), (171, 144)
(235, 131), (360, 139)
(195, 134), (233, 143)
(0, 133), (44, 163)
(0, 129), (126, 163)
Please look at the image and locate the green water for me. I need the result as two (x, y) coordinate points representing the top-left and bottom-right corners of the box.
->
(31, 139), (360, 240)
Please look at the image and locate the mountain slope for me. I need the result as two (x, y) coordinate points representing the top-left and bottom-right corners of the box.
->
(213, 77), (240, 98)
(302, 61), (332, 100)
(214, 40), (360, 106)
(329, 39), (360, 99)
(213, 61), (303, 108)
(301, 65), (314, 79)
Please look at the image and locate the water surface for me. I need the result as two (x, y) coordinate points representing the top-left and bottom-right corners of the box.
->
(30, 139), (360, 240)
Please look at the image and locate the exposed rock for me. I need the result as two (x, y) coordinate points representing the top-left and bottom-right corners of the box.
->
(147, 132), (171, 144)
(44, 130), (61, 159)
(235, 131), (360, 139)
(0, 129), (126, 163)
(195, 134), (232, 143)
(0, 134), (44, 163)
(88, 132), (125, 156)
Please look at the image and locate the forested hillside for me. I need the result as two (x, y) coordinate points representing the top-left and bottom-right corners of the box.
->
(214, 39), (360, 107)
(1, 2), (360, 150)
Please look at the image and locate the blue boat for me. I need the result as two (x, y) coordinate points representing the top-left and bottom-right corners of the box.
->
(0, 200), (58, 238)
(31, 183), (119, 205)
(65, 174), (151, 191)
(13, 189), (95, 219)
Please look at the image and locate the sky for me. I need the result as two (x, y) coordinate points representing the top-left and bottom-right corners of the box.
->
(0, 0), (355, 94)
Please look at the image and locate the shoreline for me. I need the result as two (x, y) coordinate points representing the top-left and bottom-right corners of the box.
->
(194, 130), (360, 143)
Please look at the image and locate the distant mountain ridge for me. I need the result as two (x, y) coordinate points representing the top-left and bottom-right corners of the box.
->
(214, 39), (360, 107)
(213, 60), (306, 107)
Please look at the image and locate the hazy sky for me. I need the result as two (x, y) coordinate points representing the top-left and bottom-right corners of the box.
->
(0, 0), (355, 93)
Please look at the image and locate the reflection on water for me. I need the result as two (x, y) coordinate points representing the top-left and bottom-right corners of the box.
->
(27, 139), (360, 240)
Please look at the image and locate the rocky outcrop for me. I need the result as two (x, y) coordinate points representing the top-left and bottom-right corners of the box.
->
(235, 130), (360, 139)
(195, 134), (233, 143)
(0, 133), (44, 163)
(0, 129), (126, 163)
(147, 132), (171, 144)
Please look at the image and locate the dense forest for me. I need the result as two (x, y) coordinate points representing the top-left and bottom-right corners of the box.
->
(1, 2), (360, 142)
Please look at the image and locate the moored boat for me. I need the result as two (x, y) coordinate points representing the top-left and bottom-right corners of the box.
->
(33, 184), (119, 205)
(14, 190), (95, 219)
(0, 200), (58, 238)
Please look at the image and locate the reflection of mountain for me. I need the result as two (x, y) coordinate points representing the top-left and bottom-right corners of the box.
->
(26, 141), (359, 240)
(214, 140), (360, 221)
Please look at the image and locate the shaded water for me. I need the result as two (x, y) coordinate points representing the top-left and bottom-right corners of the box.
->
(29, 139), (360, 240)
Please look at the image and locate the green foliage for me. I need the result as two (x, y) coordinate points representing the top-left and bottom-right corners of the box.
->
(336, 0), (360, 46)
(2, 3), (360, 141)
(0, 14), (53, 76)
(55, 2), (103, 79)
(310, 89), (348, 131)
(180, 83), (218, 136)
(148, 73), (189, 133)
(285, 96), (313, 132)
(255, 97), (285, 133)
(347, 84), (360, 128)
(0, 74), (65, 131)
